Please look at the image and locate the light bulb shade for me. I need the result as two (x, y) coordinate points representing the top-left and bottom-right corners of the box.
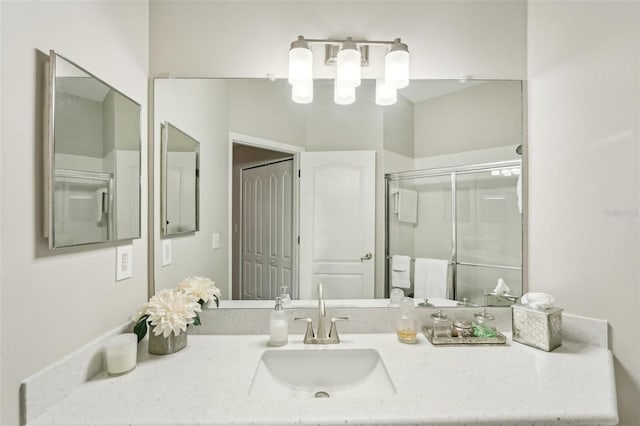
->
(334, 80), (355, 105)
(385, 39), (409, 89)
(288, 38), (313, 86)
(336, 41), (361, 88)
(375, 79), (397, 106)
(291, 81), (313, 104)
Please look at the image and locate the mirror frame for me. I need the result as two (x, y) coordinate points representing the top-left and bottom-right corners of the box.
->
(160, 121), (201, 237)
(44, 50), (142, 249)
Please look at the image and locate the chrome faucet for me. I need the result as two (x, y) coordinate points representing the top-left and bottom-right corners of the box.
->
(295, 283), (348, 344)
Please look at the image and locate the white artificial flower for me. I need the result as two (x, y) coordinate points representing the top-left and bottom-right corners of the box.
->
(146, 289), (202, 338)
(178, 276), (221, 303)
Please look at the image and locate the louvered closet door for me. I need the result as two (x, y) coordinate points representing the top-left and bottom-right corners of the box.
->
(241, 160), (293, 300)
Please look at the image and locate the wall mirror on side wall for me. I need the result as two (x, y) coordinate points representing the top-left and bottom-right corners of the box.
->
(151, 78), (525, 308)
(44, 50), (141, 249)
(161, 122), (200, 236)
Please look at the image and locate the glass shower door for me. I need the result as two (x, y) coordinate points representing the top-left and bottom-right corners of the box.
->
(387, 174), (453, 299)
(455, 165), (522, 305)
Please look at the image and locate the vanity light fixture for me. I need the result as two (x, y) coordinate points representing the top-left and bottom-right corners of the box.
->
(336, 37), (362, 89)
(288, 36), (314, 103)
(384, 38), (410, 89)
(334, 80), (356, 105)
(288, 35), (410, 106)
(375, 78), (397, 106)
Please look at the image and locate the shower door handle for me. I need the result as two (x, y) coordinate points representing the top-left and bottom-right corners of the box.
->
(360, 252), (373, 262)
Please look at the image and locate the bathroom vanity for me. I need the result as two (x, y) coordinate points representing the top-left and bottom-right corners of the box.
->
(22, 317), (618, 426)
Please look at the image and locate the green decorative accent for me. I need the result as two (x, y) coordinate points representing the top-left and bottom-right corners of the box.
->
(472, 323), (497, 338)
(134, 314), (149, 342)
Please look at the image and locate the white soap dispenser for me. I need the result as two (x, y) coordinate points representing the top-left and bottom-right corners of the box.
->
(269, 297), (288, 346)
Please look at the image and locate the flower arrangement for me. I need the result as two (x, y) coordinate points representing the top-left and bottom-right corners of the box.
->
(133, 276), (221, 343)
(177, 275), (221, 307)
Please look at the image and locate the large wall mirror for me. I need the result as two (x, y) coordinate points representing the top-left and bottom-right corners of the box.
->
(152, 78), (524, 307)
(161, 122), (200, 236)
(45, 51), (141, 249)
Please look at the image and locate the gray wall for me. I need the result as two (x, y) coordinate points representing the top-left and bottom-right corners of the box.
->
(528, 2), (640, 424)
(153, 79), (230, 294)
(383, 95), (414, 158)
(414, 81), (522, 158)
(0, 2), (149, 425)
(149, 1), (526, 79)
(228, 79), (306, 148)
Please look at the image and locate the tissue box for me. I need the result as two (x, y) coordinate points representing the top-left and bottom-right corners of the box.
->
(512, 305), (563, 352)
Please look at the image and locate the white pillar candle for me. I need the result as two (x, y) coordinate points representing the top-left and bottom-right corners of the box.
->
(104, 333), (137, 375)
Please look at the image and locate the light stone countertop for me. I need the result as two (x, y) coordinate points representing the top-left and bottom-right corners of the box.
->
(27, 333), (617, 426)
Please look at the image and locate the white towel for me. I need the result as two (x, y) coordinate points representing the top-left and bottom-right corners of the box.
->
(391, 255), (411, 289)
(414, 258), (448, 299)
(397, 189), (418, 224)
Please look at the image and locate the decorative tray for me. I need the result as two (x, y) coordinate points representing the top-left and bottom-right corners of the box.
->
(422, 327), (506, 345)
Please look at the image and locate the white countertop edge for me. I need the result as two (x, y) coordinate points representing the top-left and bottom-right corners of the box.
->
(21, 311), (611, 425)
(20, 321), (131, 425)
(25, 334), (618, 426)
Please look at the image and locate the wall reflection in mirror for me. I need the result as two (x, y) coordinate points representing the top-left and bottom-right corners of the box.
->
(152, 78), (524, 307)
(161, 122), (200, 236)
(46, 51), (141, 249)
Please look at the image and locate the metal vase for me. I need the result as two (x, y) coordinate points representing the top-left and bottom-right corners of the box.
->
(148, 328), (187, 355)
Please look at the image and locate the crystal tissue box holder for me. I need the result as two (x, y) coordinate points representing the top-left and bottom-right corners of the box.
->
(512, 305), (563, 352)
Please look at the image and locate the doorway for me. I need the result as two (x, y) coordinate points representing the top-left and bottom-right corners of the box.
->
(229, 133), (303, 300)
(240, 159), (294, 300)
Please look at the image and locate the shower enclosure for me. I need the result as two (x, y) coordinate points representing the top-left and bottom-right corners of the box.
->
(385, 160), (522, 306)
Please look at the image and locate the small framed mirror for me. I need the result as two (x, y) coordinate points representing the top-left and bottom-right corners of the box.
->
(160, 122), (200, 236)
(44, 51), (141, 249)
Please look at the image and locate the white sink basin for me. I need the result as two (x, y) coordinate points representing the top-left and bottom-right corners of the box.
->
(249, 348), (396, 398)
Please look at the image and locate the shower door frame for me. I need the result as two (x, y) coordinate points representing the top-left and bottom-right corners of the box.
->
(384, 159), (523, 301)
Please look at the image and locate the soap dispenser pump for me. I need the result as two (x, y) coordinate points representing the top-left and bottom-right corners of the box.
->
(269, 297), (288, 346)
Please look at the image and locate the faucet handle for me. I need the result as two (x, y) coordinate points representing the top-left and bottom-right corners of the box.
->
(294, 317), (315, 342)
(329, 317), (349, 342)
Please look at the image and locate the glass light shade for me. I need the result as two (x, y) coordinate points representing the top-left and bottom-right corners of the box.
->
(385, 49), (409, 89)
(375, 79), (397, 106)
(291, 81), (313, 104)
(288, 47), (313, 86)
(336, 46), (361, 88)
(334, 80), (355, 105)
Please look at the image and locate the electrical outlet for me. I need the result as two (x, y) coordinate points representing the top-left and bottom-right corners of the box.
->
(116, 245), (133, 281)
(212, 232), (220, 249)
(161, 239), (172, 266)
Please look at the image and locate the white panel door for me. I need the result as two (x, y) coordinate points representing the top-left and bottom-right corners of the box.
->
(241, 160), (294, 300)
(241, 167), (264, 300)
(299, 151), (376, 299)
(266, 160), (294, 300)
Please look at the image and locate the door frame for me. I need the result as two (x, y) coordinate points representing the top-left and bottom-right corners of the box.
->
(228, 132), (304, 300)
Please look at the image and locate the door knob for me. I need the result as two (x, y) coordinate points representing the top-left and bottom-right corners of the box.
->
(360, 252), (373, 262)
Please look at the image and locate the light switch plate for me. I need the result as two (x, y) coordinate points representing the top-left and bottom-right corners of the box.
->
(212, 232), (220, 249)
(161, 239), (172, 266)
(116, 245), (133, 281)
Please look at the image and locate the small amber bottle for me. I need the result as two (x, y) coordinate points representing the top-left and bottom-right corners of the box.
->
(396, 297), (418, 343)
